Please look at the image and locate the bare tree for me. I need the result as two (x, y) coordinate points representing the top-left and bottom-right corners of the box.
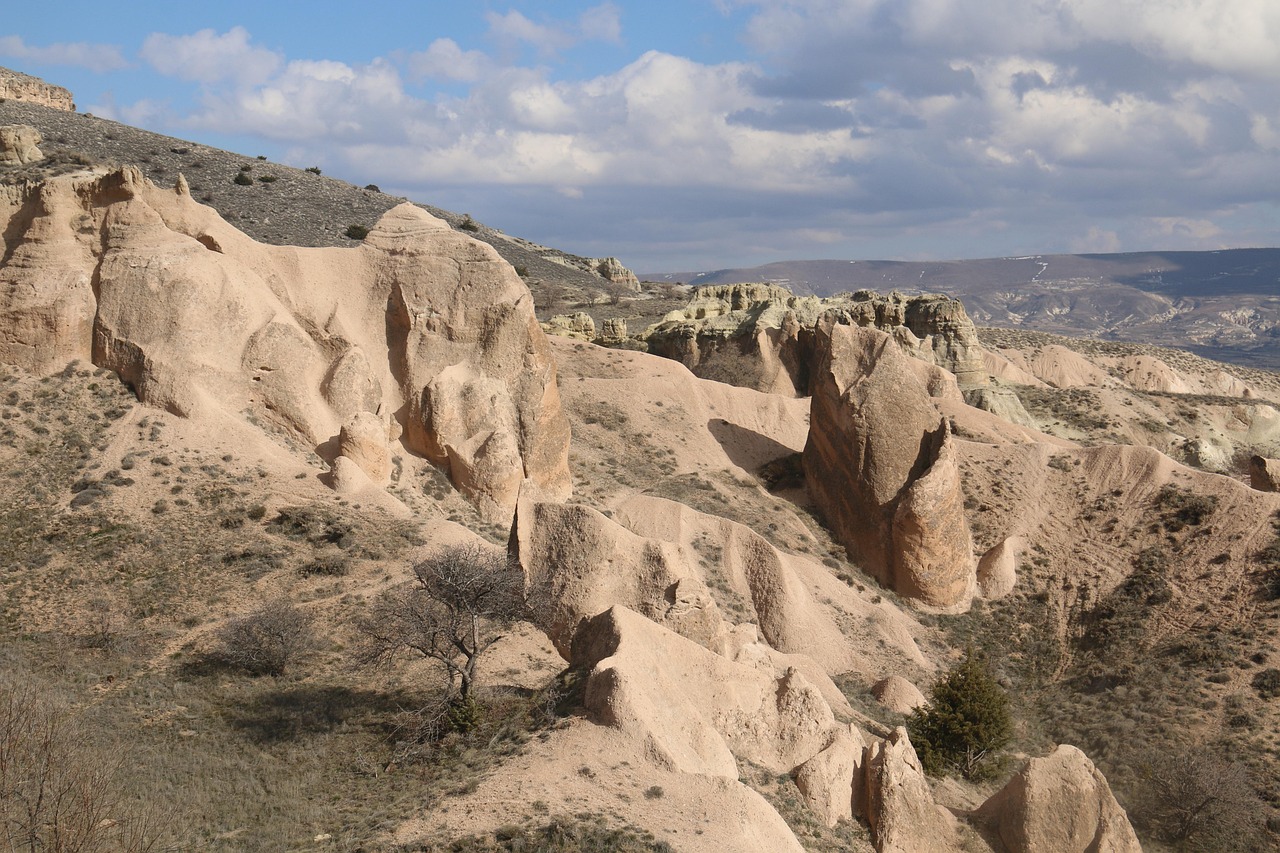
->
(1128, 745), (1265, 851)
(356, 543), (526, 703)
(0, 678), (167, 852)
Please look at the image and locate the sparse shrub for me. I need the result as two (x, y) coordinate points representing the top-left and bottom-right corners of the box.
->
(1128, 746), (1265, 850)
(214, 598), (316, 677)
(300, 553), (350, 577)
(257, 175), (277, 183)
(459, 215), (480, 232)
(233, 172), (252, 186)
(344, 224), (369, 240)
(364, 183), (380, 192)
(1252, 668), (1280, 699)
(304, 166), (321, 175)
(1153, 485), (1218, 532)
(908, 650), (1012, 779)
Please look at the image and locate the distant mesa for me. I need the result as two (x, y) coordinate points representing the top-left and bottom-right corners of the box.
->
(0, 66), (74, 112)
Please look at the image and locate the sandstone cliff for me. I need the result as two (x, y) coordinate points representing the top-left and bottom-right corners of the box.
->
(0, 167), (571, 518)
(0, 67), (74, 111)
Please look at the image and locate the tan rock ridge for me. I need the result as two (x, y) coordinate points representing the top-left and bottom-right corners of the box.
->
(0, 167), (570, 518)
(0, 67), (74, 111)
(0, 125), (42, 165)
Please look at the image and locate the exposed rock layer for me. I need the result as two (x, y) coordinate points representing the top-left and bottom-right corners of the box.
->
(0, 67), (74, 111)
(0, 167), (570, 518)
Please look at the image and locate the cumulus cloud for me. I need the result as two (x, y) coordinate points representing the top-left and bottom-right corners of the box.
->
(127, 4), (1280, 268)
(140, 27), (281, 86)
(0, 36), (127, 73)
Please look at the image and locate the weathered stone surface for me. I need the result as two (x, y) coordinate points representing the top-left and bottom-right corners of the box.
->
(964, 386), (1035, 427)
(0, 124), (42, 165)
(642, 285), (991, 397)
(512, 494), (727, 657)
(573, 606), (838, 778)
(0, 167), (571, 518)
(543, 312), (596, 340)
(600, 317), (628, 341)
(338, 412), (391, 485)
(803, 323), (975, 607)
(977, 537), (1022, 599)
(0, 68), (74, 111)
(863, 728), (959, 853)
(891, 424), (976, 608)
(871, 676), (927, 714)
(594, 256), (640, 289)
(1250, 455), (1280, 492)
(794, 725), (866, 827)
(976, 744), (1141, 853)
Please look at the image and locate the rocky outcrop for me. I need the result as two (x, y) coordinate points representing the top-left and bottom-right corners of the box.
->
(803, 323), (976, 608)
(793, 725), (866, 827)
(543, 312), (596, 340)
(1250, 455), (1280, 492)
(594, 256), (640, 289)
(512, 494), (727, 657)
(863, 728), (959, 852)
(963, 387), (1035, 427)
(976, 745), (1141, 853)
(338, 412), (391, 485)
(599, 317), (628, 343)
(573, 606), (838, 777)
(642, 285), (992, 397)
(871, 676), (927, 714)
(0, 67), (74, 111)
(0, 125), (42, 165)
(0, 167), (571, 519)
(977, 537), (1021, 599)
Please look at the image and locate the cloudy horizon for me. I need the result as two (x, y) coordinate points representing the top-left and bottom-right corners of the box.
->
(5, 1), (1280, 271)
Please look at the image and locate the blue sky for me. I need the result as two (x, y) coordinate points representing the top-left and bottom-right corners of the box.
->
(6, 1), (1280, 271)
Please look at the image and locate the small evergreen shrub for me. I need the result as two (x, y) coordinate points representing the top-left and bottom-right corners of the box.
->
(908, 650), (1012, 779)
(344, 224), (369, 240)
(233, 172), (253, 186)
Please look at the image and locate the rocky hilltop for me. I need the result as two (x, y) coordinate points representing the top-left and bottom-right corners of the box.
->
(4, 74), (1280, 853)
(0, 66), (73, 111)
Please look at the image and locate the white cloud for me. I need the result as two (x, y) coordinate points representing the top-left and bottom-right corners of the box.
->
(408, 39), (491, 82)
(485, 10), (576, 57)
(579, 3), (624, 43)
(141, 27), (281, 86)
(0, 36), (126, 73)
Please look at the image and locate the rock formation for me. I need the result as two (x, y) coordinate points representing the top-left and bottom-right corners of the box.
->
(594, 256), (640, 289)
(0, 67), (74, 111)
(976, 537), (1021, 599)
(337, 412), (391, 485)
(863, 728), (959, 852)
(0, 167), (571, 519)
(643, 285), (993, 398)
(573, 606), (839, 777)
(793, 725), (866, 827)
(0, 125), (42, 165)
(872, 676), (927, 713)
(542, 312), (596, 340)
(1250, 455), (1280, 492)
(803, 322), (976, 608)
(976, 745), (1142, 853)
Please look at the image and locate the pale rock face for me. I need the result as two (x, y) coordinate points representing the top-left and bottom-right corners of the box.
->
(793, 725), (866, 827)
(1250, 455), (1280, 492)
(512, 495), (727, 657)
(976, 744), (1142, 853)
(600, 317), (628, 340)
(977, 537), (1022, 599)
(0, 125), (42, 165)
(863, 727), (960, 853)
(964, 386), (1035, 427)
(0, 68), (74, 111)
(338, 412), (391, 485)
(594, 256), (640, 289)
(0, 168), (571, 518)
(543, 312), (596, 340)
(804, 323), (976, 607)
(871, 676), (927, 714)
(573, 606), (838, 777)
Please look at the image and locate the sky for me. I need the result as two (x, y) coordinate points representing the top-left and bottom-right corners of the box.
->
(5, 0), (1280, 271)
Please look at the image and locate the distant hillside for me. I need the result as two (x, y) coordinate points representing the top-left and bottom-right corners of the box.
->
(642, 252), (1280, 368)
